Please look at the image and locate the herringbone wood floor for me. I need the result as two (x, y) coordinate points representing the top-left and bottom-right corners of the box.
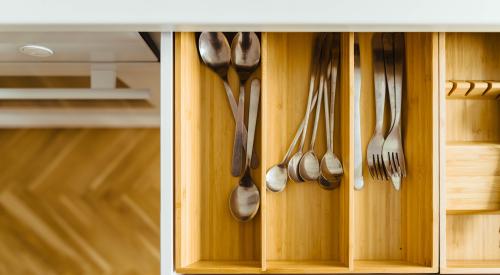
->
(0, 128), (160, 274)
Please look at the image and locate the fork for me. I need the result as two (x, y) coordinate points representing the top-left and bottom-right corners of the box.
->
(367, 33), (388, 181)
(382, 33), (407, 190)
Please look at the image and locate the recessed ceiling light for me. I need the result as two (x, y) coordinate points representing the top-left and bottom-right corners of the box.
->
(19, 45), (54, 57)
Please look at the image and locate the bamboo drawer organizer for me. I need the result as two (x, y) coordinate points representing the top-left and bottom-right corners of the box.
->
(440, 33), (500, 274)
(174, 32), (438, 274)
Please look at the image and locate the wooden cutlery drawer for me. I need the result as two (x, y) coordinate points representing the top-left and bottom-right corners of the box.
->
(440, 33), (500, 274)
(174, 32), (438, 274)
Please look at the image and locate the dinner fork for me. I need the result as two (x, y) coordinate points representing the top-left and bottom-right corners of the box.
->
(382, 33), (407, 190)
(367, 33), (388, 180)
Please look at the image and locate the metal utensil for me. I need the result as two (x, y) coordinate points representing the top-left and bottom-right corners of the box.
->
(382, 33), (407, 191)
(367, 33), (388, 181)
(299, 36), (333, 182)
(198, 32), (258, 170)
(229, 78), (261, 221)
(353, 36), (364, 190)
(266, 92), (320, 192)
(288, 33), (325, 183)
(319, 35), (343, 189)
(231, 32), (261, 177)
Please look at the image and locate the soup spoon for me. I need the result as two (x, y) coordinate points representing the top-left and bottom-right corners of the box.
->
(229, 79), (261, 221)
(231, 32), (261, 177)
(198, 32), (258, 170)
(288, 34), (325, 182)
(266, 92), (319, 192)
(299, 36), (332, 182)
(319, 35), (343, 189)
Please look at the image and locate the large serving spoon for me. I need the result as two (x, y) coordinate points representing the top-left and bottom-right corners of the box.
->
(319, 35), (343, 189)
(231, 32), (261, 177)
(198, 32), (258, 171)
(288, 33), (325, 183)
(299, 36), (332, 182)
(229, 79), (261, 221)
(266, 92), (320, 192)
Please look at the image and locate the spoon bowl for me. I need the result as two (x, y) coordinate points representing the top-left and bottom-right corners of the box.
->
(287, 153), (304, 182)
(319, 151), (342, 189)
(229, 169), (260, 221)
(299, 151), (320, 181)
(231, 32), (261, 82)
(266, 164), (288, 192)
(198, 32), (231, 77)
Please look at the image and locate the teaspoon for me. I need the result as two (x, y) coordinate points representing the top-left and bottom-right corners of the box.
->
(198, 32), (258, 170)
(231, 32), (261, 177)
(229, 79), (261, 221)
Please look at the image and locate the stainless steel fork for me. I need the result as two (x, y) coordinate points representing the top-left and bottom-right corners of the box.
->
(382, 33), (407, 190)
(367, 33), (388, 181)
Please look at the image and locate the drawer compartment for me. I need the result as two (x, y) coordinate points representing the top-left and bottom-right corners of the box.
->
(174, 32), (438, 273)
(440, 32), (500, 274)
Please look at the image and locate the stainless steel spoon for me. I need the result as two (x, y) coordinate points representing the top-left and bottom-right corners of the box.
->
(299, 36), (332, 182)
(198, 32), (258, 170)
(230, 32), (261, 177)
(266, 92), (319, 192)
(288, 33), (325, 183)
(319, 35), (343, 189)
(229, 79), (261, 221)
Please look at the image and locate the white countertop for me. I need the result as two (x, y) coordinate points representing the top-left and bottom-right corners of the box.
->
(1, 0), (500, 31)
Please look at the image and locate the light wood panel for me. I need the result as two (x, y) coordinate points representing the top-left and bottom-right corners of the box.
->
(174, 32), (262, 274)
(261, 32), (351, 273)
(353, 33), (438, 272)
(446, 142), (500, 213)
(0, 128), (160, 274)
(441, 32), (500, 274)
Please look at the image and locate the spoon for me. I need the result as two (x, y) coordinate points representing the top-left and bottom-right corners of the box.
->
(319, 35), (343, 189)
(266, 92), (320, 192)
(288, 33), (325, 183)
(299, 36), (332, 182)
(229, 79), (261, 221)
(231, 32), (261, 177)
(198, 32), (258, 171)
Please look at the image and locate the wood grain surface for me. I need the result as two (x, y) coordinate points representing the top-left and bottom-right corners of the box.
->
(0, 128), (160, 274)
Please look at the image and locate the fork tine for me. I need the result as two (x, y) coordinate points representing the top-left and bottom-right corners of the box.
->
(374, 155), (381, 181)
(398, 153), (407, 177)
(377, 155), (387, 181)
(393, 152), (402, 177)
(372, 155), (380, 180)
(383, 151), (393, 176)
(367, 153), (375, 179)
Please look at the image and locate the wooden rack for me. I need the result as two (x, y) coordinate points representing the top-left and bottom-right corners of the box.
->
(446, 80), (500, 99)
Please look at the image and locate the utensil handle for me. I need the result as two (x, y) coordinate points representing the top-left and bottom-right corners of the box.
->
(231, 84), (245, 176)
(223, 80), (259, 168)
(323, 75), (331, 152)
(309, 75), (324, 149)
(353, 39), (364, 190)
(372, 33), (386, 134)
(394, 33), (404, 128)
(383, 33), (396, 131)
(330, 40), (340, 150)
(246, 79), (260, 165)
(282, 92), (319, 164)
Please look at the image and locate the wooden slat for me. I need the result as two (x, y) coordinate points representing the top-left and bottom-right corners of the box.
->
(446, 142), (500, 212)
